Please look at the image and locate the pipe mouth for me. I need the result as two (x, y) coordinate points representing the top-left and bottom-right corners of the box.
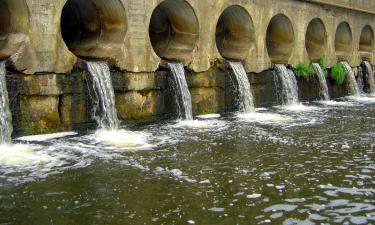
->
(149, 0), (199, 62)
(305, 18), (327, 62)
(266, 14), (295, 64)
(60, 0), (127, 58)
(215, 5), (254, 61)
(0, 0), (29, 59)
(335, 22), (353, 62)
(359, 25), (374, 61)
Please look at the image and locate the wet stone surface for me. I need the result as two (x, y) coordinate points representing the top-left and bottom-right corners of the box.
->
(0, 97), (375, 224)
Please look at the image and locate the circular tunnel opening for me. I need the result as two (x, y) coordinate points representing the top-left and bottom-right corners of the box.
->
(0, 0), (11, 51)
(335, 22), (353, 61)
(215, 5), (255, 61)
(60, 0), (127, 58)
(266, 14), (295, 64)
(305, 18), (327, 62)
(359, 25), (374, 61)
(149, 0), (199, 61)
(0, 0), (29, 59)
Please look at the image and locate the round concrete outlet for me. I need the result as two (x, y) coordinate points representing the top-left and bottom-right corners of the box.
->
(359, 25), (374, 61)
(60, 0), (127, 58)
(266, 14), (295, 64)
(305, 18), (327, 62)
(335, 22), (353, 61)
(149, 0), (199, 62)
(215, 5), (255, 61)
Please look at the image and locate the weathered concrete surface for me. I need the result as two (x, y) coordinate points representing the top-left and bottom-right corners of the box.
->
(0, 0), (374, 74)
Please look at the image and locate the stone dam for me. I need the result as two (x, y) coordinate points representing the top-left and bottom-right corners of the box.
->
(1, 0), (375, 136)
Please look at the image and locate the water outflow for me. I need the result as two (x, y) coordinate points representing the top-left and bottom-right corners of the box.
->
(357, 66), (365, 93)
(168, 62), (193, 120)
(312, 63), (330, 101)
(228, 61), (255, 113)
(274, 64), (299, 105)
(341, 62), (360, 97)
(86, 61), (120, 130)
(0, 61), (12, 144)
(363, 61), (375, 94)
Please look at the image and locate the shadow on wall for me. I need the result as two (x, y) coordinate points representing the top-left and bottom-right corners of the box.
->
(266, 14), (295, 64)
(359, 25), (374, 61)
(215, 5), (255, 61)
(149, 0), (199, 62)
(305, 18), (327, 62)
(60, 0), (127, 59)
(0, 0), (29, 59)
(335, 22), (353, 62)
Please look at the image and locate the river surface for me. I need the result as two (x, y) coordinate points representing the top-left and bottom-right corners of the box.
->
(0, 98), (374, 225)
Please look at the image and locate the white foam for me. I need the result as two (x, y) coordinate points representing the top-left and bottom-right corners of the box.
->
(318, 101), (355, 107)
(174, 120), (226, 129)
(347, 96), (375, 103)
(0, 144), (59, 168)
(16, 132), (78, 142)
(237, 112), (292, 123)
(94, 129), (153, 149)
(279, 103), (318, 112)
(196, 114), (221, 119)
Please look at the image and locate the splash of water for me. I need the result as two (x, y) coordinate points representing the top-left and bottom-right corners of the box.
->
(86, 61), (120, 130)
(363, 61), (375, 94)
(168, 62), (193, 120)
(312, 63), (330, 101)
(0, 60), (12, 144)
(341, 62), (360, 97)
(228, 61), (255, 113)
(274, 64), (299, 105)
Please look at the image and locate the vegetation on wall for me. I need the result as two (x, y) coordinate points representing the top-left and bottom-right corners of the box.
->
(294, 61), (315, 79)
(330, 63), (346, 85)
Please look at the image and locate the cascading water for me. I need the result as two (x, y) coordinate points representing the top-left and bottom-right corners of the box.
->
(363, 61), (375, 94)
(0, 60), (12, 144)
(341, 62), (360, 97)
(274, 64), (299, 105)
(312, 63), (330, 101)
(357, 66), (365, 93)
(228, 61), (255, 113)
(86, 61), (120, 130)
(168, 62), (193, 120)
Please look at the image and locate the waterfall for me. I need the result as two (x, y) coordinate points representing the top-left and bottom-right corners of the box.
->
(357, 66), (365, 93)
(168, 62), (193, 120)
(86, 61), (120, 130)
(312, 63), (330, 101)
(363, 61), (375, 94)
(341, 62), (360, 97)
(274, 64), (299, 105)
(0, 60), (12, 144)
(228, 61), (255, 113)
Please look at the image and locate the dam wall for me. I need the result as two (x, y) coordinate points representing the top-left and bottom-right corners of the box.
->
(1, 0), (374, 135)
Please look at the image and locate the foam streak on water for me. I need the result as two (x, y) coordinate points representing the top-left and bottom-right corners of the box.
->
(0, 60), (12, 144)
(86, 61), (120, 130)
(168, 62), (193, 120)
(274, 64), (299, 106)
(341, 62), (360, 97)
(363, 61), (375, 94)
(228, 61), (255, 113)
(312, 63), (330, 101)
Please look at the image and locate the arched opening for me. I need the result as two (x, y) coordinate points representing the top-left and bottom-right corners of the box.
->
(149, 0), (199, 61)
(335, 22), (353, 61)
(266, 14), (295, 64)
(215, 5), (255, 60)
(359, 25), (374, 61)
(0, 0), (29, 58)
(60, 0), (127, 58)
(305, 18), (327, 62)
